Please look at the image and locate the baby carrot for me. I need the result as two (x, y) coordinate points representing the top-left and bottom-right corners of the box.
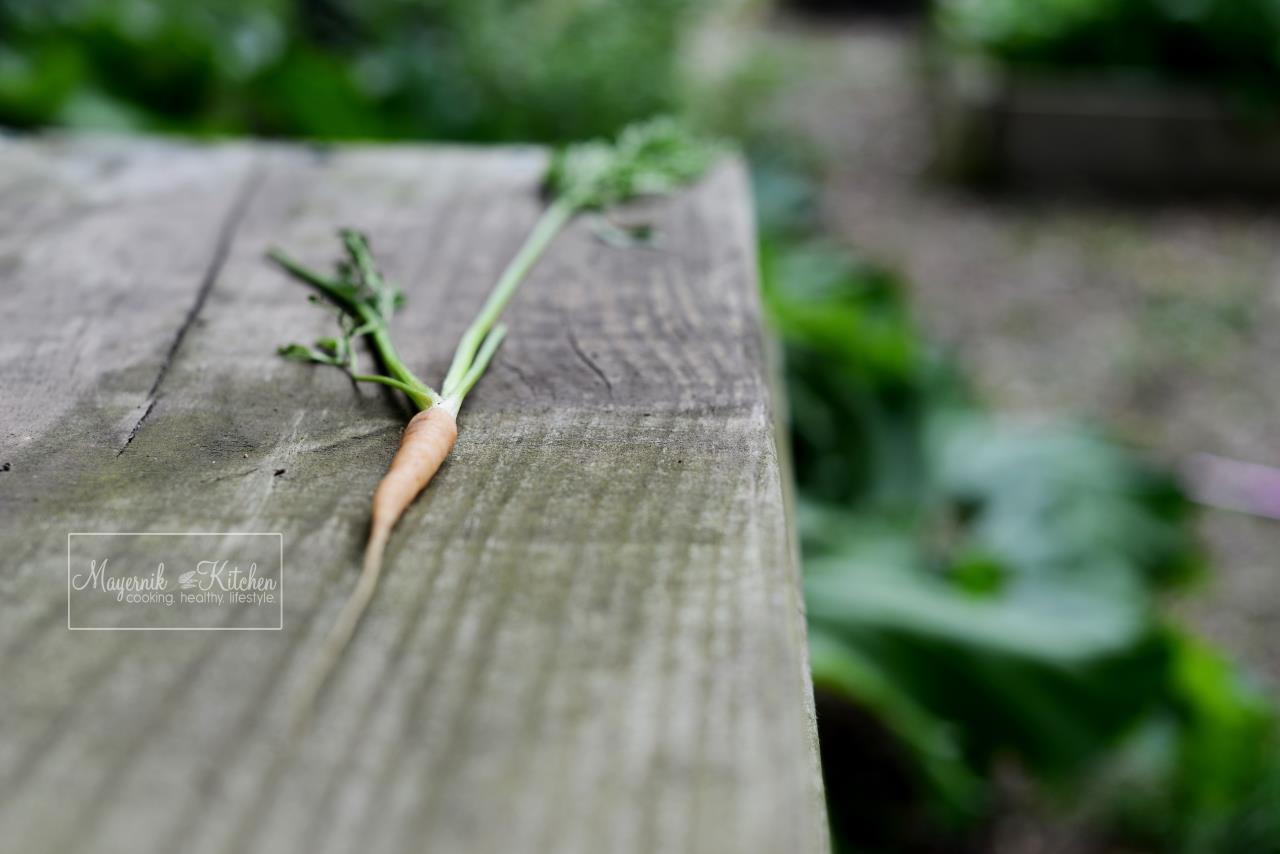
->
(270, 118), (720, 729)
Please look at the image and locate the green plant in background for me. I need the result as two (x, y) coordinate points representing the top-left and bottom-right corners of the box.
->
(758, 213), (1280, 852)
(936, 0), (1280, 100)
(0, 0), (704, 140)
(1102, 634), (1280, 854)
(729, 22), (1280, 850)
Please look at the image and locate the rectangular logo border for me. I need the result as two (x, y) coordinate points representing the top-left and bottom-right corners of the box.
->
(67, 532), (284, 632)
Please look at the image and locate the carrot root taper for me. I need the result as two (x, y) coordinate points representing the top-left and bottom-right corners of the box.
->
(289, 405), (457, 735)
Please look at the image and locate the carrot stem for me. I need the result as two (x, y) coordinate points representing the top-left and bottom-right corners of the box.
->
(444, 324), (508, 414)
(350, 374), (425, 396)
(440, 197), (575, 401)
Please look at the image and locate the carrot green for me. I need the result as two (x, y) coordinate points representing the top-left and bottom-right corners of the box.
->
(271, 117), (720, 416)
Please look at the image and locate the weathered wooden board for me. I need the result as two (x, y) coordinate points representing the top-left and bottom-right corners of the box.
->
(0, 137), (827, 853)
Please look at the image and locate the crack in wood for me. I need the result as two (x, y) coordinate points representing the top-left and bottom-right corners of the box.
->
(566, 326), (613, 397)
(204, 466), (261, 485)
(116, 397), (157, 456)
(116, 162), (261, 457)
(505, 361), (538, 393)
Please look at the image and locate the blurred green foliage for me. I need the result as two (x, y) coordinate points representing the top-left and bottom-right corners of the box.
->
(758, 219), (1280, 852)
(0, 0), (702, 140)
(936, 0), (1280, 97)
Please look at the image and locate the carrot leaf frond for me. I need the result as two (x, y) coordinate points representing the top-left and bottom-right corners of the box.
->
(270, 238), (439, 411)
(545, 116), (723, 211)
(279, 341), (346, 366)
(340, 229), (405, 324)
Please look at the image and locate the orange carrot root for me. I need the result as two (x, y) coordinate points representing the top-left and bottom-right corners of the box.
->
(370, 406), (459, 541)
(289, 405), (458, 735)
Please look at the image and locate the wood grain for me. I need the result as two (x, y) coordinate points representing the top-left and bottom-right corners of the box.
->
(0, 136), (828, 854)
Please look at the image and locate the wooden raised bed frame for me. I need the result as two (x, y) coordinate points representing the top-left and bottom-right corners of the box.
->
(932, 52), (1280, 194)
